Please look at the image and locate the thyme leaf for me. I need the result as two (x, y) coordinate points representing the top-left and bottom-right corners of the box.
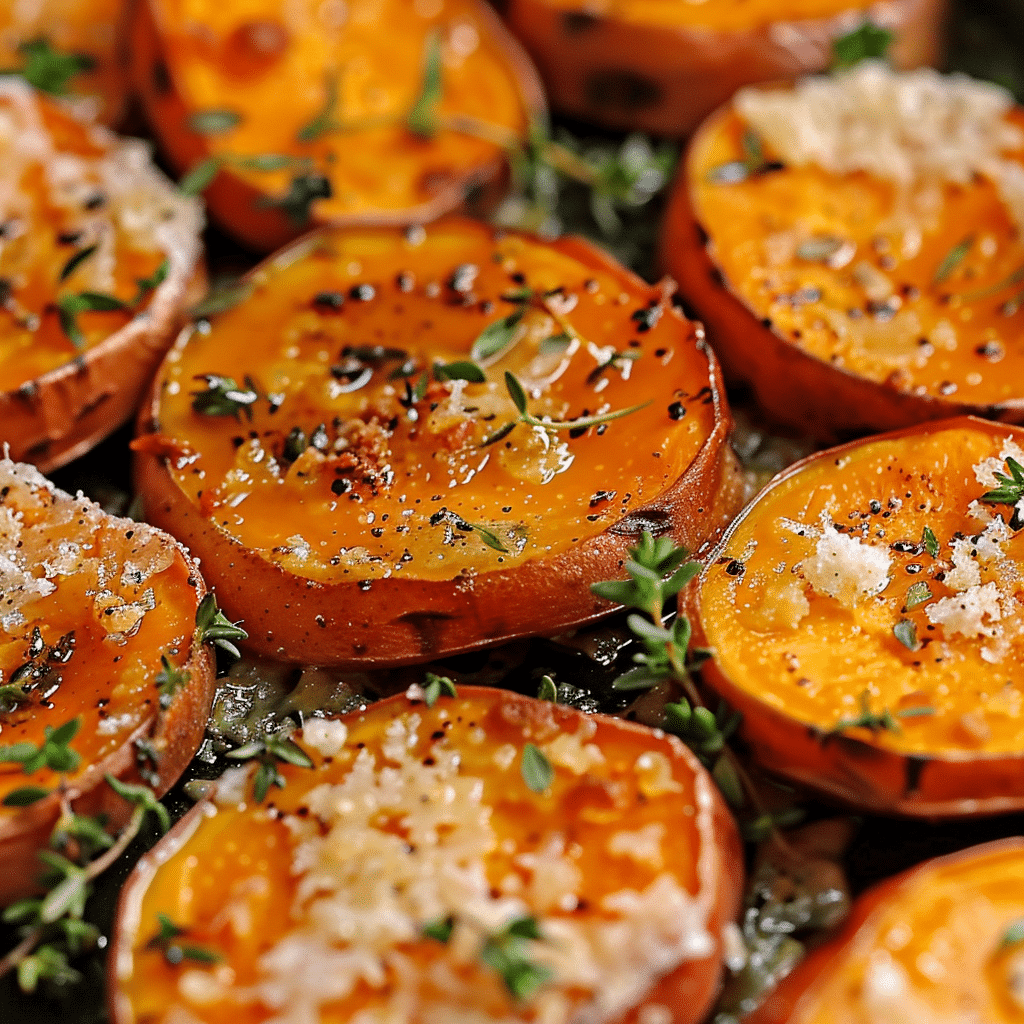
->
(921, 524), (940, 558)
(423, 673), (457, 708)
(892, 619), (919, 651)
(297, 74), (339, 143)
(434, 359), (485, 383)
(903, 581), (932, 611)
(190, 373), (260, 421)
(480, 917), (552, 1001)
(261, 172), (332, 226)
(406, 30), (444, 139)
(826, 692), (935, 736)
(188, 109), (241, 136)
(470, 307), (525, 362)
(502, 370), (650, 433)
(11, 38), (94, 95)
(933, 235), (974, 285)
(146, 913), (223, 967)
(520, 743), (553, 793)
(981, 455), (1024, 510)
(178, 157), (222, 196)
(56, 292), (129, 349)
(59, 244), (98, 283)
(1000, 918), (1024, 949)
(195, 592), (248, 660)
(832, 20), (894, 68)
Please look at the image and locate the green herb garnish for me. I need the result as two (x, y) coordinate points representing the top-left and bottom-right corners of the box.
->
(480, 918), (552, 1001)
(832, 20), (894, 68)
(903, 581), (932, 610)
(921, 525), (940, 558)
(892, 619), (919, 651)
(190, 373), (260, 421)
(194, 592), (248, 660)
(827, 691), (935, 736)
(933, 235), (974, 285)
(155, 655), (190, 711)
(423, 673), (457, 708)
(520, 743), (553, 794)
(226, 730), (314, 804)
(11, 38), (95, 95)
(981, 456), (1024, 511)
(297, 74), (339, 143)
(188, 109), (242, 136)
(406, 30), (444, 139)
(146, 913), (223, 967)
(536, 675), (558, 702)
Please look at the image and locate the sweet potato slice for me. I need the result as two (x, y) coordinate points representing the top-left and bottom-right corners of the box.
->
(108, 684), (743, 1024)
(662, 63), (1024, 441)
(0, 458), (216, 906)
(129, 0), (545, 252)
(499, 0), (946, 137)
(0, 78), (205, 473)
(0, 1), (132, 126)
(681, 417), (1024, 817)
(133, 218), (743, 667)
(748, 838), (1024, 1023)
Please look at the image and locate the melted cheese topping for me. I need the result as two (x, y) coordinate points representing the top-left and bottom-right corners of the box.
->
(116, 693), (726, 1024)
(0, 457), (200, 798)
(698, 422), (1024, 755)
(0, 78), (203, 390)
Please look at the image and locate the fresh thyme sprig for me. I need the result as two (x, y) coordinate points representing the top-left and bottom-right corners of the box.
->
(0, 775), (170, 992)
(485, 369), (649, 442)
(981, 455), (1024, 519)
(226, 729), (314, 803)
(194, 593), (248, 662)
(145, 914), (222, 967)
(0, 719), (82, 807)
(825, 691), (935, 736)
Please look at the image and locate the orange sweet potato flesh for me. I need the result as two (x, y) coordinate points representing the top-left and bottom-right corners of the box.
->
(133, 218), (743, 667)
(0, 79), (205, 473)
(129, 0), (545, 252)
(108, 685), (743, 1024)
(681, 417), (1024, 818)
(0, 459), (216, 906)
(748, 838), (1024, 1024)
(663, 88), (1024, 442)
(0, 0), (132, 126)
(499, 0), (946, 137)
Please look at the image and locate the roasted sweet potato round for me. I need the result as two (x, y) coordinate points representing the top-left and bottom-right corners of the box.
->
(662, 63), (1024, 441)
(133, 218), (743, 667)
(0, 457), (217, 906)
(500, 0), (946, 137)
(129, 0), (545, 252)
(0, 78), (205, 473)
(108, 685), (743, 1024)
(748, 837), (1024, 1023)
(0, 0), (132, 126)
(681, 417), (1024, 818)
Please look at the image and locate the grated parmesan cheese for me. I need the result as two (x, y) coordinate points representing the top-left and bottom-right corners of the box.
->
(220, 710), (715, 1024)
(925, 581), (1004, 638)
(734, 62), (1024, 232)
(801, 516), (892, 607)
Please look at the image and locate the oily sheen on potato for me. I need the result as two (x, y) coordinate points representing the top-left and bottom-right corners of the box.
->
(129, 0), (545, 252)
(0, 78), (205, 472)
(748, 838), (1024, 1024)
(0, 458), (216, 905)
(500, 0), (946, 136)
(108, 686), (743, 1024)
(663, 62), (1024, 440)
(133, 218), (742, 666)
(682, 417), (1024, 817)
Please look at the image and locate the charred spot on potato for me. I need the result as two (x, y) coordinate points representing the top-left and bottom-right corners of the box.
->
(221, 20), (291, 79)
(585, 70), (662, 112)
(562, 11), (600, 35)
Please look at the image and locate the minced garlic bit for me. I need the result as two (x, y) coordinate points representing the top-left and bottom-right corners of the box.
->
(735, 62), (1024, 231)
